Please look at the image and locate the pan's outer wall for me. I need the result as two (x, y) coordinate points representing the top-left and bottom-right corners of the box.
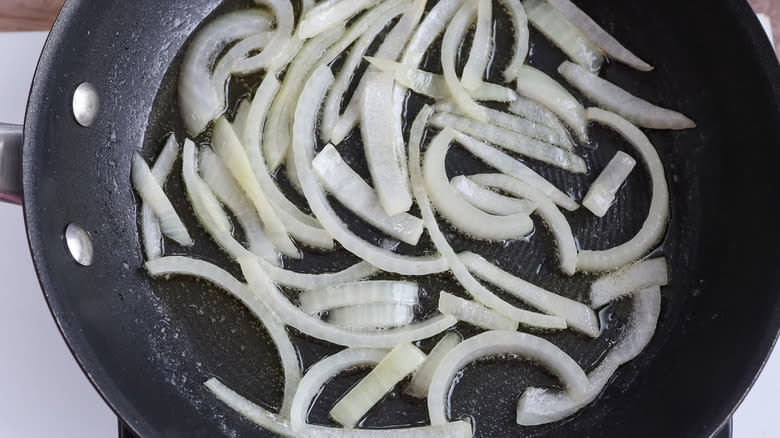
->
(21, 1), (780, 438)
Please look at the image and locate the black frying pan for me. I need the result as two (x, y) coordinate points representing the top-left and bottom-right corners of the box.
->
(2, 0), (779, 436)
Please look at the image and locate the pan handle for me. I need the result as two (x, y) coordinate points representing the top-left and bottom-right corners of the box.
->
(0, 123), (23, 205)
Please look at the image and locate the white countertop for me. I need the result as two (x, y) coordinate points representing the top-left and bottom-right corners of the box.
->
(0, 31), (777, 438)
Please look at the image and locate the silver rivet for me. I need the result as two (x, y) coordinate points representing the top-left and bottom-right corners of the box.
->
(65, 223), (94, 266)
(72, 82), (100, 127)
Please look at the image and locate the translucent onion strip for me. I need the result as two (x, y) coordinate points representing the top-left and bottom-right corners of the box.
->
(145, 258), (300, 417)
(299, 281), (419, 314)
(131, 153), (193, 247)
(577, 109), (670, 272)
(292, 66), (447, 276)
(468, 173), (578, 276)
(590, 258), (668, 308)
(328, 303), (415, 331)
(461, 0), (492, 90)
(524, 0), (603, 73)
(409, 108), (566, 330)
(298, 0), (376, 39)
(439, 292), (520, 331)
(212, 32), (273, 110)
(427, 331), (590, 425)
(430, 112), (587, 173)
(406, 332), (462, 398)
(546, 0), (653, 71)
(515, 65), (588, 141)
(460, 252), (599, 337)
(500, 0), (530, 81)
(582, 150), (637, 218)
(442, 1), (487, 122)
(330, 343), (427, 427)
(451, 175), (537, 216)
(558, 61), (696, 130)
(508, 96), (572, 148)
(231, 0), (295, 74)
(258, 258), (380, 291)
(142, 135), (179, 260)
(205, 378), (294, 437)
(313, 145), (424, 244)
(451, 130), (579, 211)
(402, 0), (464, 67)
(516, 286), (661, 426)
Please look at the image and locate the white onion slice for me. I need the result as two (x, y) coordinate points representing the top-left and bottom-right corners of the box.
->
(205, 378), (295, 437)
(409, 110), (566, 330)
(441, 2), (487, 122)
(577, 109), (670, 272)
(423, 129), (535, 240)
(439, 292), (520, 331)
(131, 153), (193, 247)
(450, 131), (579, 211)
(427, 331), (590, 425)
(545, 0), (653, 71)
(259, 259), (380, 291)
(330, 343), (427, 427)
(558, 61), (696, 130)
(430, 112), (587, 173)
(516, 286), (661, 425)
(360, 72), (414, 215)
(500, 0), (530, 81)
(582, 150), (637, 217)
(524, 0), (603, 73)
(232, 99), (252, 141)
(402, 0), (464, 66)
(212, 117), (302, 256)
(211, 32), (273, 110)
(298, 0), (376, 39)
(142, 135), (179, 260)
(468, 173), (578, 276)
(435, 101), (572, 149)
(461, 0), (492, 90)
(198, 147), (279, 264)
(508, 96), (572, 149)
(514, 65), (588, 141)
(178, 10), (271, 136)
(328, 303), (415, 331)
(313, 145), (424, 244)
(406, 332), (462, 398)
(590, 258), (668, 308)
(292, 66), (447, 275)
(299, 281), (419, 314)
(145, 257), (300, 417)
(451, 175), (537, 216)
(231, 0), (295, 74)
(365, 57), (517, 102)
(460, 252), (599, 337)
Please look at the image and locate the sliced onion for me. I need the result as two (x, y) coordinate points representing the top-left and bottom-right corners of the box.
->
(198, 147), (280, 264)
(313, 144), (424, 244)
(524, 0), (603, 73)
(292, 66), (447, 275)
(435, 101), (572, 149)
(590, 257), (668, 308)
(439, 292), (519, 331)
(145, 257), (300, 417)
(508, 96), (573, 150)
(577, 109), (670, 272)
(545, 0), (653, 71)
(402, 0), (464, 66)
(231, 0), (295, 74)
(441, 2), (487, 122)
(205, 378), (294, 436)
(516, 286), (661, 425)
(211, 32), (273, 110)
(558, 61), (696, 130)
(430, 112), (587, 173)
(299, 281), (419, 314)
(468, 174), (578, 276)
(328, 303), (415, 331)
(298, 0), (376, 39)
(142, 135), (179, 260)
(258, 258), (379, 291)
(406, 332), (462, 398)
(131, 153), (193, 246)
(449, 130), (579, 211)
(409, 109), (566, 330)
(424, 129), (535, 240)
(330, 343), (427, 427)
(427, 331), (590, 425)
(284, 145), (305, 197)
(461, 0), (493, 90)
(360, 72), (414, 215)
(451, 175), (537, 216)
(514, 65), (588, 142)
(231, 99), (252, 140)
(500, 0), (530, 81)
(582, 150), (637, 218)
(178, 10), (271, 136)
(460, 252), (598, 337)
